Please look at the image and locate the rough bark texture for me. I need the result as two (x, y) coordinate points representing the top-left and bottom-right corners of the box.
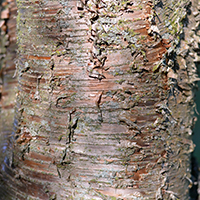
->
(0, 0), (200, 199)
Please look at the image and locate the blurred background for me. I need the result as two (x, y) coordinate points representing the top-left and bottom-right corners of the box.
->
(193, 65), (200, 165)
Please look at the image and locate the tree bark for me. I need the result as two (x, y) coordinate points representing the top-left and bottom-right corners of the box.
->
(0, 0), (17, 198)
(0, 0), (200, 199)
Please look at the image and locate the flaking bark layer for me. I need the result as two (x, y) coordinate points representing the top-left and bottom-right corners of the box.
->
(0, 0), (199, 199)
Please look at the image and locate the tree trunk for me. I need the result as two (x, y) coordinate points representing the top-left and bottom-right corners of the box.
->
(1, 0), (200, 199)
(0, 0), (18, 198)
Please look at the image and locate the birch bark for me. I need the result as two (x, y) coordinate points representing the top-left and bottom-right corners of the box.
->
(0, 0), (200, 199)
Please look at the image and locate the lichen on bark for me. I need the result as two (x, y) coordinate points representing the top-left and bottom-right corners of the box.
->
(0, 0), (199, 199)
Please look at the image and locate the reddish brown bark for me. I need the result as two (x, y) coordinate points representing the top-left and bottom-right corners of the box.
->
(0, 0), (200, 199)
(0, 0), (18, 198)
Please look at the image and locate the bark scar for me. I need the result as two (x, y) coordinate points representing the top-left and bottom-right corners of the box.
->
(95, 91), (103, 123)
(95, 91), (103, 110)
(66, 108), (78, 144)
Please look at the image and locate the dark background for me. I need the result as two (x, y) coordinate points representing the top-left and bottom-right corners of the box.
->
(193, 65), (200, 164)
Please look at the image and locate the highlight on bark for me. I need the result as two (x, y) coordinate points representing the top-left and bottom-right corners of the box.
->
(0, 0), (200, 199)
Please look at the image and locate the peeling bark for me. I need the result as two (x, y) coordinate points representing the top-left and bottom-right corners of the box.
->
(0, 0), (200, 199)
